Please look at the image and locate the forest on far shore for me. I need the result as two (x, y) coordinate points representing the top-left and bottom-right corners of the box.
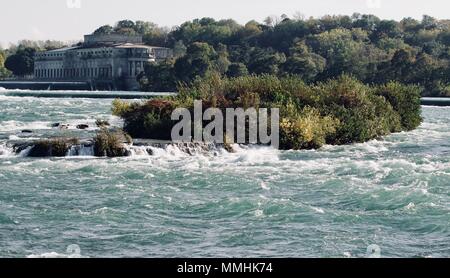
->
(1, 13), (450, 96)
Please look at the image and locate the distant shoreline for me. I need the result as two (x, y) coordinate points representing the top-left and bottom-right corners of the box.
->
(1, 87), (450, 107)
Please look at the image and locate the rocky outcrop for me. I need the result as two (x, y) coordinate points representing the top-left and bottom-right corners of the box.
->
(8, 136), (231, 158)
(12, 138), (80, 157)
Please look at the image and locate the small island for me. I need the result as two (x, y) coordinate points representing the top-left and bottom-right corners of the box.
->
(111, 73), (422, 151)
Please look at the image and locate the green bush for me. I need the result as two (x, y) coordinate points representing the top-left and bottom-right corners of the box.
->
(375, 82), (423, 131)
(93, 129), (129, 157)
(280, 107), (339, 149)
(112, 98), (176, 139)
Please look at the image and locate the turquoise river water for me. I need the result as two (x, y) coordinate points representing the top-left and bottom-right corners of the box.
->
(0, 91), (449, 258)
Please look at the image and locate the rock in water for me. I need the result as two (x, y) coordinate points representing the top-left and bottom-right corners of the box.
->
(21, 130), (33, 133)
(51, 123), (60, 128)
(77, 124), (89, 130)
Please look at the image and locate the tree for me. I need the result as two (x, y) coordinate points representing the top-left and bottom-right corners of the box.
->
(308, 28), (386, 80)
(0, 50), (5, 67)
(82, 14), (450, 96)
(421, 15), (438, 30)
(4, 47), (36, 76)
(134, 21), (157, 34)
(214, 43), (231, 74)
(93, 25), (114, 35)
(257, 19), (310, 53)
(138, 61), (177, 92)
(173, 40), (187, 58)
(352, 14), (380, 31)
(247, 47), (286, 75)
(143, 29), (168, 46)
(0, 50), (11, 78)
(116, 20), (136, 30)
(438, 30), (450, 46)
(132, 21), (169, 46)
(174, 42), (217, 83)
(282, 42), (326, 81)
(226, 63), (249, 77)
(390, 49), (415, 81)
(114, 28), (136, 35)
(370, 20), (401, 42)
(169, 17), (240, 46)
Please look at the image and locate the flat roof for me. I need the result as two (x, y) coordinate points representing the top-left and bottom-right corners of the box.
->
(44, 46), (81, 52)
(39, 43), (169, 54)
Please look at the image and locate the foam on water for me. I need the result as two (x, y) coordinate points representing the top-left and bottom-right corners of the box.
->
(0, 143), (11, 157)
(27, 252), (83, 258)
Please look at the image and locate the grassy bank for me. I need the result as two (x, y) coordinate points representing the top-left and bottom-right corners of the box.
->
(112, 74), (422, 150)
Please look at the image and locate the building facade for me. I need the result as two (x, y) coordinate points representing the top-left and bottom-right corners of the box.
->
(34, 34), (172, 90)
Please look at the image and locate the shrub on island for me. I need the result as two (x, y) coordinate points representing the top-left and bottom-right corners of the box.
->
(112, 74), (422, 150)
(93, 129), (131, 157)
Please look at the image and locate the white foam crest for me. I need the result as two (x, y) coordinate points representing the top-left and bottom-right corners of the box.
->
(146, 144), (205, 159)
(27, 247), (85, 258)
(27, 252), (71, 258)
(0, 117), (121, 133)
(127, 145), (149, 157)
(322, 139), (390, 154)
(0, 143), (12, 157)
(231, 145), (280, 164)
(0, 88), (31, 93)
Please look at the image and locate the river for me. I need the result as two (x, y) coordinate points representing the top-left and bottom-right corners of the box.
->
(0, 92), (449, 258)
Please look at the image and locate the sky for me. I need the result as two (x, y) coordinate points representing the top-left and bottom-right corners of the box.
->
(1, 0), (450, 47)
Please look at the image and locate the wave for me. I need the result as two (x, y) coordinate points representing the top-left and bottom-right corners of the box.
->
(27, 252), (80, 258)
(0, 143), (12, 157)
(27, 244), (85, 258)
(1, 140), (282, 168)
(0, 119), (118, 132)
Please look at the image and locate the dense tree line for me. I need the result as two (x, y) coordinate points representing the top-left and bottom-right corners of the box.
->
(0, 48), (11, 78)
(1, 40), (68, 77)
(133, 14), (450, 96)
(2, 15), (450, 96)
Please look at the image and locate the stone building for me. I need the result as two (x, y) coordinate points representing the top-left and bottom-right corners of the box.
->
(34, 34), (173, 90)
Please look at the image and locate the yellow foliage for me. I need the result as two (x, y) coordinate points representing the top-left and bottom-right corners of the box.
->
(111, 99), (131, 117)
(280, 107), (340, 149)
